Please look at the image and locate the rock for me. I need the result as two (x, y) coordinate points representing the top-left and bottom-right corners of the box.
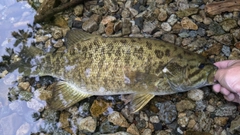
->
(90, 14), (102, 23)
(104, 0), (119, 13)
(18, 82), (30, 91)
(78, 116), (97, 133)
(176, 100), (195, 112)
(59, 111), (70, 128)
(231, 29), (240, 40)
(191, 14), (203, 22)
(35, 35), (49, 43)
(197, 27), (206, 36)
(90, 99), (111, 117)
(34, 88), (52, 101)
(221, 45), (231, 57)
(19, 91), (32, 101)
(199, 112), (212, 131)
(177, 113), (189, 127)
(155, 130), (171, 135)
(141, 128), (152, 135)
(167, 14), (178, 25)
(131, 25), (141, 34)
(16, 122), (30, 135)
(214, 117), (229, 126)
(215, 104), (237, 117)
(99, 121), (119, 134)
(127, 123), (140, 135)
(108, 111), (129, 127)
(206, 105), (215, 112)
(52, 28), (62, 40)
(129, 8), (138, 16)
(53, 15), (68, 28)
(122, 18), (132, 35)
(74, 4), (83, 16)
(229, 48), (240, 59)
(53, 39), (63, 48)
(27, 98), (45, 111)
(101, 16), (116, 25)
(185, 131), (212, 135)
(187, 37), (207, 51)
(187, 89), (204, 101)
(161, 33), (176, 44)
(121, 9), (131, 18)
(105, 22), (114, 35)
(203, 43), (222, 56)
(82, 19), (98, 32)
(121, 106), (134, 123)
(235, 42), (240, 49)
(143, 20), (158, 34)
(208, 22), (225, 35)
(149, 115), (160, 123)
(114, 21), (122, 32)
(176, 8), (199, 18)
(161, 22), (171, 32)
(140, 111), (149, 122)
(212, 34), (233, 46)
(134, 17), (144, 29)
(220, 19), (237, 32)
(181, 17), (198, 30)
(158, 8), (168, 21)
(187, 119), (196, 128)
(156, 101), (177, 124)
(0, 70), (8, 78)
(229, 115), (240, 134)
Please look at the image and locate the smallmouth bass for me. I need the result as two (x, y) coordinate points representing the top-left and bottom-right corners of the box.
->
(8, 29), (217, 112)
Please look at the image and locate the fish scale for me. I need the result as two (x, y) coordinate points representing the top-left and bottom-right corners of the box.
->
(12, 29), (217, 113)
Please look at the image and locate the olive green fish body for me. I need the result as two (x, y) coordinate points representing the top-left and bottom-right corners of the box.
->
(17, 29), (217, 112)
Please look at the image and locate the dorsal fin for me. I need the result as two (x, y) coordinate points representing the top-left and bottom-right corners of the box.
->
(65, 29), (93, 46)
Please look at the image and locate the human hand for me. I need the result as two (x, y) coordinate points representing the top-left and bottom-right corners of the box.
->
(213, 60), (240, 104)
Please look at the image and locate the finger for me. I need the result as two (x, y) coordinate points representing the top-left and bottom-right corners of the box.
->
(224, 93), (235, 101)
(220, 87), (230, 95)
(214, 60), (237, 69)
(212, 84), (221, 93)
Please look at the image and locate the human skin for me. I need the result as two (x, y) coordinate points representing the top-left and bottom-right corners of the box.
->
(213, 60), (240, 103)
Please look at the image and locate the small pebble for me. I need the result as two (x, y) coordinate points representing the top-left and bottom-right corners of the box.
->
(161, 22), (171, 31)
(78, 116), (97, 133)
(187, 89), (204, 101)
(108, 111), (129, 127)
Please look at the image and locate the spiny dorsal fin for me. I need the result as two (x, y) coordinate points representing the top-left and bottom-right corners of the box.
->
(130, 94), (155, 113)
(65, 29), (93, 46)
(47, 81), (91, 110)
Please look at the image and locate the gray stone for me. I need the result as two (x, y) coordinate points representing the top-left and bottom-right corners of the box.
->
(208, 22), (225, 35)
(158, 8), (168, 21)
(104, 0), (119, 13)
(167, 14), (178, 26)
(215, 104), (237, 117)
(108, 111), (129, 127)
(221, 19), (237, 32)
(122, 18), (132, 35)
(143, 20), (158, 33)
(229, 115), (240, 134)
(206, 105), (215, 112)
(191, 14), (203, 22)
(141, 128), (152, 135)
(82, 19), (98, 32)
(187, 89), (204, 101)
(176, 100), (195, 112)
(221, 45), (231, 57)
(156, 101), (177, 124)
(74, 4), (84, 16)
(161, 33), (176, 44)
(212, 34), (233, 46)
(149, 115), (160, 123)
(161, 22), (171, 32)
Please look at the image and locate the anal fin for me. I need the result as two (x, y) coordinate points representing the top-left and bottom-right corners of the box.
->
(47, 81), (91, 110)
(130, 94), (155, 113)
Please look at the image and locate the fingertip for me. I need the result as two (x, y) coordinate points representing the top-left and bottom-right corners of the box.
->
(224, 93), (235, 101)
(220, 87), (230, 95)
(212, 84), (221, 93)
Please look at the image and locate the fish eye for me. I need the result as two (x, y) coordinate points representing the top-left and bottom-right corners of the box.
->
(198, 63), (205, 69)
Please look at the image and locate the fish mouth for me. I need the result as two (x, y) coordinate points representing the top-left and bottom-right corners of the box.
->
(207, 65), (218, 85)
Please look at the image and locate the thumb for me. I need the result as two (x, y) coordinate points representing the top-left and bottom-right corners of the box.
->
(214, 68), (231, 90)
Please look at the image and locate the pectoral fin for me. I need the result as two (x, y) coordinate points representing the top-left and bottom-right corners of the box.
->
(47, 81), (91, 110)
(130, 94), (155, 113)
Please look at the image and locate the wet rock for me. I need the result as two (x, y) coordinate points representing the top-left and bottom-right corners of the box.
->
(34, 88), (52, 101)
(156, 101), (177, 124)
(161, 33), (176, 44)
(108, 111), (129, 127)
(229, 115), (240, 134)
(208, 22), (225, 35)
(19, 90), (32, 101)
(176, 8), (199, 18)
(221, 45), (231, 57)
(99, 121), (119, 134)
(167, 14), (178, 25)
(78, 116), (96, 133)
(143, 20), (158, 34)
(187, 37), (207, 51)
(122, 18), (132, 35)
(215, 104), (237, 117)
(131, 25), (141, 34)
(82, 19), (98, 33)
(212, 34), (233, 46)
(141, 128), (152, 135)
(27, 98), (45, 111)
(52, 28), (62, 40)
(197, 27), (206, 36)
(220, 19), (237, 32)
(90, 99), (111, 117)
(74, 4), (83, 16)
(59, 111), (70, 128)
(140, 111), (149, 122)
(187, 119), (196, 128)
(155, 130), (170, 135)
(114, 21), (122, 32)
(214, 117), (229, 126)
(181, 17), (198, 30)
(105, 22), (114, 35)
(53, 39), (63, 48)
(176, 100), (195, 112)
(203, 43), (222, 56)
(127, 123), (140, 135)
(229, 48), (240, 59)
(121, 9), (131, 18)
(195, 100), (207, 111)
(90, 14), (102, 23)
(158, 8), (168, 21)
(187, 89), (204, 101)
(149, 115), (160, 123)
(35, 35), (49, 43)
(129, 8), (138, 17)
(161, 22), (171, 32)
(54, 15), (68, 28)
(231, 29), (240, 40)
(101, 16), (116, 25)
(18, 82), (30, 91)
(16, 122), (30, 135)
(121, 106), (134, 123)
(177, 113), (189, 127)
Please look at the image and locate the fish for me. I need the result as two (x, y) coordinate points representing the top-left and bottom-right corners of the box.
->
(8, 29), (217, 113)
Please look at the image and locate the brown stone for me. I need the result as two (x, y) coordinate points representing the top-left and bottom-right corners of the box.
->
(181, 17), (198, 30)
(214, 117), (229, 126)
